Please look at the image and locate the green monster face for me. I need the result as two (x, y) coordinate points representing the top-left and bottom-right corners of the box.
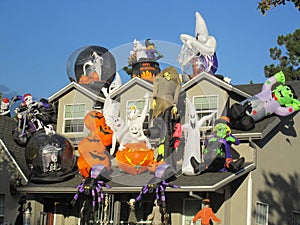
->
(163, 71), (171, 81)
(273, 85), (294, 106)
(214, 123), (230, 138)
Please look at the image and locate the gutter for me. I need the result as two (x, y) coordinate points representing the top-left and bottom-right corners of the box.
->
(0, 139), (28, 183)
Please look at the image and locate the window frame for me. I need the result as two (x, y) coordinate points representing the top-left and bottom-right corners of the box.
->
(192, 95), (218, 129)
(292, 210), (300, 225)
(255, 201), (269, 225)
(63, 104), (86, 134)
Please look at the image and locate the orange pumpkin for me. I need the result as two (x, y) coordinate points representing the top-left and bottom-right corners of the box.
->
(84, 111), (105, 132)
(78, 135), (111, 174)
(89, 72), (99, 81)
(116, 143), (154, 175)
(79, 75), (91, 84)
(147, 160), (164, 173)
(77, 155), (90, 178)
(96, 123), (113, 147)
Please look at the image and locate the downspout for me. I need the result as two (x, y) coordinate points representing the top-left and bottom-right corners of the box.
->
(246, 172), (253, 225)
(247, 138), (257, 225)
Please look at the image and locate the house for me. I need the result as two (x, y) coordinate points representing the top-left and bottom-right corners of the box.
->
(0, 71), (299, 225)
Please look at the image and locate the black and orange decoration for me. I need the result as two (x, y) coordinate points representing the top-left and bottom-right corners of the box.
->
(77, 110), (113, 178)
(132, 61), (161, 82)
(116, 142), (155, 175)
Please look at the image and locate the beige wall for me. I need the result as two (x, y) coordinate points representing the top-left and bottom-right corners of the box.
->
(251, 113), (300, 225)
(56, 89), (96, 139)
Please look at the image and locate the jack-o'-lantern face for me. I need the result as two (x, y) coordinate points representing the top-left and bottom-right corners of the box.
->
(78, 136), (111, 175)
(84, 111), (105, 132)
(116, 143), (154, 175)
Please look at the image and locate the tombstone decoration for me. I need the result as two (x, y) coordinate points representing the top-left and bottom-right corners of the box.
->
(25, 132), (78, 183)
(66, 45), (116, 91)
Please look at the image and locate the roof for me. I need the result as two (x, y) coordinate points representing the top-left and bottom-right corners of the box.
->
(0, 116), (30, 180)
(16, 162), (256, 194)
(4, 77), (300, 194)
(48, 81), (106, 102)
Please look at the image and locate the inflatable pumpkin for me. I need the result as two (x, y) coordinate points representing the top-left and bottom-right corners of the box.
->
(84, 110), (106, 132)
(96, 122), (113, 147)
(116, 143), (155, 175)
(77, 155), (90, 178)
(78, 135), (111, 173)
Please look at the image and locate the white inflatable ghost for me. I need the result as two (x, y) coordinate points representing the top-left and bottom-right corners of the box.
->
(178, 11), (217, 68)
(182, 98), (215, 175)
(130, 39), (147, 61)
(126, 93), (152, 149)
(101, 73), (122, 127)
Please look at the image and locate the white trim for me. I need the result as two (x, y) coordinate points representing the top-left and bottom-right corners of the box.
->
(0, 139), (28, 183)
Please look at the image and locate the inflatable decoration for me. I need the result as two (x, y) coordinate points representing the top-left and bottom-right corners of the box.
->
(11, 93), (56, 146)
(192, 198), (221, 224)
(77, 110), (112, 178)
(190, 116), (244, 174)
(178, 11), (218, 79)
(25, 132), (77, 183)
(78, 136), (111, 177)
(0, 97), (11, 117)
(124, 39), (162, 82)
(150, 66), (181, 168)
(228, 71), (300, 131)
(126, 93), (152, 149)
(182, 98), (215, 175)
(66, 45), (116, 91)
(71, 164), (111, 222)
(116, 142), (155, 175)
(136, 163), (179, 225)
(101, 73), (122, 126)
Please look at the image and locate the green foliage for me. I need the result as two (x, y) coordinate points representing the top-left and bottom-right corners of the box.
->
(257, 0), (300, 15)
(264, 29), (300, 80)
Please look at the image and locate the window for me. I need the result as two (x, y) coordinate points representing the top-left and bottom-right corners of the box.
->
(0, 194), (4, 217)
(64, 104), (85, 133)
(255, 201), (269, 225)
(193, 95), (218, 127)
(292, 211), (300, 225)
(126, 99), (150, 130)
(183, 199), (201, 225)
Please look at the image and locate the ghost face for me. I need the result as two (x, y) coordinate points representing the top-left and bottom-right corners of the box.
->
(129, 125), (142, 138)
(113, 117), (124, 131)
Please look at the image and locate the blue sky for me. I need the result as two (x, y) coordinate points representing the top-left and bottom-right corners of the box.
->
(0, 0), (300, 100)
